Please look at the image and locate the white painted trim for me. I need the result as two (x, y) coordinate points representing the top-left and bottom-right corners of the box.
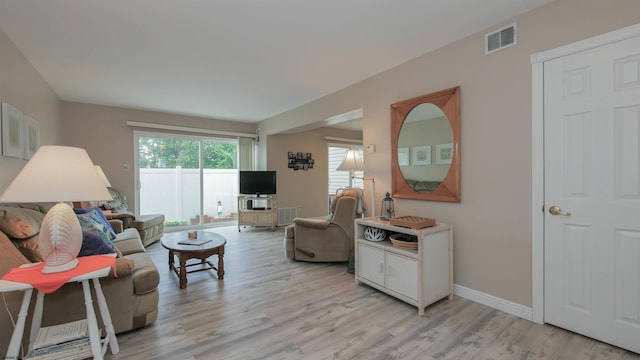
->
(126, 121), (256, 138)
(529, 22), (640, 326)
(530, 23), (640, 64)
(454, 284), (533, 321)
(321, 136), (363, 144)
(324, 108), (364, 126)
(530, 60), (544, 324)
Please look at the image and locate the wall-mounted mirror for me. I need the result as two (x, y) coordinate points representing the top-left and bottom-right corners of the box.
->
(391, 86), (460, 202)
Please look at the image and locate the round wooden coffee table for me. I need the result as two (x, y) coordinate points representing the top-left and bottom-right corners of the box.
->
(161, 231), (226, 289)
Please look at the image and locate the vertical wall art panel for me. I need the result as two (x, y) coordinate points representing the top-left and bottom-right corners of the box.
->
(23, 115), (39, 159)
(1, 102), (24, 158)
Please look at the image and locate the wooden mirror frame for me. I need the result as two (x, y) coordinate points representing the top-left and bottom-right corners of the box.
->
(391, 86), (460, 202)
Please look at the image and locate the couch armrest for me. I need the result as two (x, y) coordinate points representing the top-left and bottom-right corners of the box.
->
(107, 257), (134, 278)
(129, 214), (164, 231)
(109, 219), (124, 233)
(293, 218), (330, 229)
(106, 213), (135, 228)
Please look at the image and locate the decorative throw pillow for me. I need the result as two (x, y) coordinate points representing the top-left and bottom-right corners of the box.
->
(74, 206), (112, 228)
(0, 206), (44, 262)
(78, 231), (118, 257)
(99, 187), (133, 215)
(75, 208), (117, 250)
(0, 206), (43, 239)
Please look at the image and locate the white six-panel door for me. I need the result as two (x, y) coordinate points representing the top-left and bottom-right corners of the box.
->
(543, 34), (640, 353)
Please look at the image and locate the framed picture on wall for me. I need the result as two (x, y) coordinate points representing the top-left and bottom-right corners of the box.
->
(436, 143), (453, 164)
(398, 147), (409, 166)
(412, 145), (431, 166)
(23, 116), (39, 159)
(1, 102), (24, 158)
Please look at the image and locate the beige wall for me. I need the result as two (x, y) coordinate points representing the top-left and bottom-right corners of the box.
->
(259, 0), (640, 307)
(61, 101), (256, 213)
(2, 0), (639, 308)
(267, 128), (362, 218)
(0, 28), (61, 189)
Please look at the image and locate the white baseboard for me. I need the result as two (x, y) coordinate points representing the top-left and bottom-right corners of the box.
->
(453, 284), (533, 321)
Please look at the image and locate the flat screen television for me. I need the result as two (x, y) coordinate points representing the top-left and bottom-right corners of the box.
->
(239, 171), (277, 196)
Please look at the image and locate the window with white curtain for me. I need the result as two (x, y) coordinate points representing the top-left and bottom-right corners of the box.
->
(328, 144), (364, 198)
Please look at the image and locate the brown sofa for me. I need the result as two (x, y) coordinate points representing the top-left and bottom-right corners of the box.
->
(0, 202), (159, 357)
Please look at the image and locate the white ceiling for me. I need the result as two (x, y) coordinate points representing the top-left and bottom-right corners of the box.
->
(0, 1), (553, 124)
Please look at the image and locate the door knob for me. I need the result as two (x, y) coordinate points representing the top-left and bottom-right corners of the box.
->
(549, 205), (571, 216)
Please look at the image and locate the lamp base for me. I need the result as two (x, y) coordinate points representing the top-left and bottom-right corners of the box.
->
(41, 258), (80, 274)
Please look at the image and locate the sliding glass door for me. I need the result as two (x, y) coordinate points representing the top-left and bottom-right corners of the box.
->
(135, 131), (238, 230)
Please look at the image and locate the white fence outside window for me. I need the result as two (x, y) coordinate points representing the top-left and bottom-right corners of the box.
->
(139, 168), (238, 225)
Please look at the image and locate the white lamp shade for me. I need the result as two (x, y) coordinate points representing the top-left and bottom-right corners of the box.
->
(95, 165), (112, 188)
(0, 146), (112, 203)
(0, 146), (112, 273)
(337, 149), (366, 171)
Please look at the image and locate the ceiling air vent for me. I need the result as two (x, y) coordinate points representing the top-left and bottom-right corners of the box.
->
(485, 23), (517, 55)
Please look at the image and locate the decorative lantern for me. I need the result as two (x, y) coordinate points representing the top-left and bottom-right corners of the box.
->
(380, 192), (395, 221)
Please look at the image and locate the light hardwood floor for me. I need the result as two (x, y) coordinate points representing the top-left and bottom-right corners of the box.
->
(112, 226), (640, 360)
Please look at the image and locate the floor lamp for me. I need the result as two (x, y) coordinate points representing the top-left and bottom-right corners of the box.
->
(337, 149), (375, 218)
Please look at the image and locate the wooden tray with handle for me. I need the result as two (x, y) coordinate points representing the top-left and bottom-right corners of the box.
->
(390, 216), (436, 229)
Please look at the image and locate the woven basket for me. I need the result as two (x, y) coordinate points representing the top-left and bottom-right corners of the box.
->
(389, 233), (418, 250)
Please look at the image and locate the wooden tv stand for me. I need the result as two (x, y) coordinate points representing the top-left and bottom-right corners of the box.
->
(237, 195), (277, 231)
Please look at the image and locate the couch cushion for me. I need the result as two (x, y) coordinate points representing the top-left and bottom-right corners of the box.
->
(3, 202), (62, 214)
(126, 252), (160, 294)
(0, 205), (43, 239)
(113, 228), (146, 255)
(0, 231), (29, 276)
(0, 206), (45, 262)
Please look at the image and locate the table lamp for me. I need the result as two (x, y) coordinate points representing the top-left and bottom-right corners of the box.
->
(95, 165), (112, 187)
(0, 146), (112, 273)
(337, 149), (376, 218)
(76, 165), (112, 209)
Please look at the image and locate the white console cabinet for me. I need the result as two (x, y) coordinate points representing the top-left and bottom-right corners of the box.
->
(355, 218), (453, 315)
(237, 195), (277, 231)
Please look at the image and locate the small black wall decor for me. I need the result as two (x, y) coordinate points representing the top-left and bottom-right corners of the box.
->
(288, 151), (314, 171)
